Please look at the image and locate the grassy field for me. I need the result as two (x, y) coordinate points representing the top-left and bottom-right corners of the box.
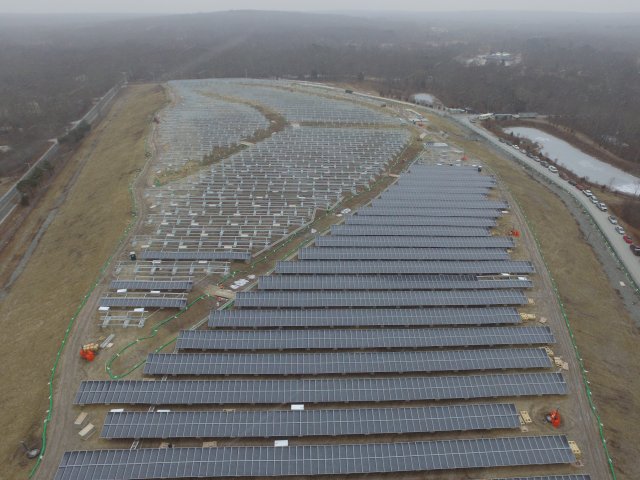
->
(0, 84), (166, 478)
(428, 114), (640, 479)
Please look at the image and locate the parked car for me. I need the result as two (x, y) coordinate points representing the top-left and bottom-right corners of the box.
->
(590, 196), (599, 204)
(615, 226), (625, 235)
(630, 244), (640, 256)
(512, 145), (520, 150)
(568, 180), (577, 186)
(548, 166), (558, 173)
(583, 189), (593, 197)
(533, 156), (541, 162)
(608, 216), (618, 225)
(623, 235), (633, 244)
(597, 202), (607, 211)
(540, 161), (549, 168)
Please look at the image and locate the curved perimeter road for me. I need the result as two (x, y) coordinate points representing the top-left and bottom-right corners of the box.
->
(455, 115), (640, 291)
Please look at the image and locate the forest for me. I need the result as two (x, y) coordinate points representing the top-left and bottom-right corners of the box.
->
(1, 10), (639, 175)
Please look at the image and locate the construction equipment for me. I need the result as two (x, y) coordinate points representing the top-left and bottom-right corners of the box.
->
(545, 408), (561, 428)
(80, 342), (100, 362)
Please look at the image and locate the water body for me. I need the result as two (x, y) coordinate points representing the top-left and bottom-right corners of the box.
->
(505, 126), (640, 194)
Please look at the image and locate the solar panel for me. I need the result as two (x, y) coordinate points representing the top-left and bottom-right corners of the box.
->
(208, 307), (522, 328)
(140, 250), (251, 261)
(381, 186), (492, 195)
(359, 207), (503, 217)
(299, 247), (511, 261)
(331, 224), (491, 237)
(258, 274), (531, 290)
(235, 289), (529, 308)
(371, 199), (509, 209)
(144, 348), (552, 375)
(345, 215), (497, 227)
(274, 260), (535, 275)
(75, 373), (567, 405)
(396, 179), (496, 186)
(55, 435), (575, 479)
(177, 326), (554, 350)
(110, 280), (193, 291)
(315, 236), (515, 248)
(99, 296), (187, 309)
(372, 193), (490, 202)
(101, 403), (520, 439)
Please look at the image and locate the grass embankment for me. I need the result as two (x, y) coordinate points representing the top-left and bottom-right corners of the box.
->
(0, 84), (166, 478)
(429, 113), (640, 479)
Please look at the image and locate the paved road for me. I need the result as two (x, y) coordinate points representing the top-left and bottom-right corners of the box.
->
(454, 115), (640, 291)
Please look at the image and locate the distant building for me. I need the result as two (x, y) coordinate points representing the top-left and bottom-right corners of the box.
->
(462, 52), (519, 67)
(517, 112), (538, 119)
(485, 52), (513, 65)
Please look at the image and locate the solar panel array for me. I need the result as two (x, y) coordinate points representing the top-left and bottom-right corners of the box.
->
(75, 373), (567, 405)
(102, 79), (409, 324)
(315, 235), (515, 248)
(234, 289), (529, 308)
(144, 348), (552, 375)
(258, 273), (530, 289)
(102, 403), (520, 439)
(61, 155), (588, 478)
(110, 279), (193, 291)
(331, 224), (492, 236)
(208, 306), (523, 328)
(55, 436), (575, 480)
(274, 259), (534, 274)
(176, 326), (554, 350)
(345, 215), (497, 227)
(359, 206), (504, 217)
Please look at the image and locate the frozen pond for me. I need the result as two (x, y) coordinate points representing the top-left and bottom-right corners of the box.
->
(505, 126), (640, 194)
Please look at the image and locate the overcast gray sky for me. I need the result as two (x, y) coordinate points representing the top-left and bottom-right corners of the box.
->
(1, 0), (638, 14)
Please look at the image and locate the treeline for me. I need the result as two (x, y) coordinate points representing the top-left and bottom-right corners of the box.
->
(1, 10), (640, 176)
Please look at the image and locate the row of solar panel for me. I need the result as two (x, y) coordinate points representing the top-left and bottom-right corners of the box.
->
(99, 297), (187, 309)
(314, 235), (515, 248)
(101, 403), (520, 439)
(54, 436), (576, 480)
(371, 199), (509, 209)
(345, 215), (497, 227)
(144, 348), (551, 376)
(75, 373), (567, 405)
(381, 186), (493, 195)
(357, 207), (504, 218)
(331, 224), (491, 237)
(274, 260), (535, 274)
(140, 250), (251, 261)
(299, 247), (512, 260)
(258, 274), (531, 290)
(177, 326), (554, 350)
(208, 306), (523, 328)
(234, 290), (529, 308)
(110, 280), (193, 291)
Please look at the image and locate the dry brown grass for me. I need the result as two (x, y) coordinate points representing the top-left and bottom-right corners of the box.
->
(0, 84), (166, 478)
